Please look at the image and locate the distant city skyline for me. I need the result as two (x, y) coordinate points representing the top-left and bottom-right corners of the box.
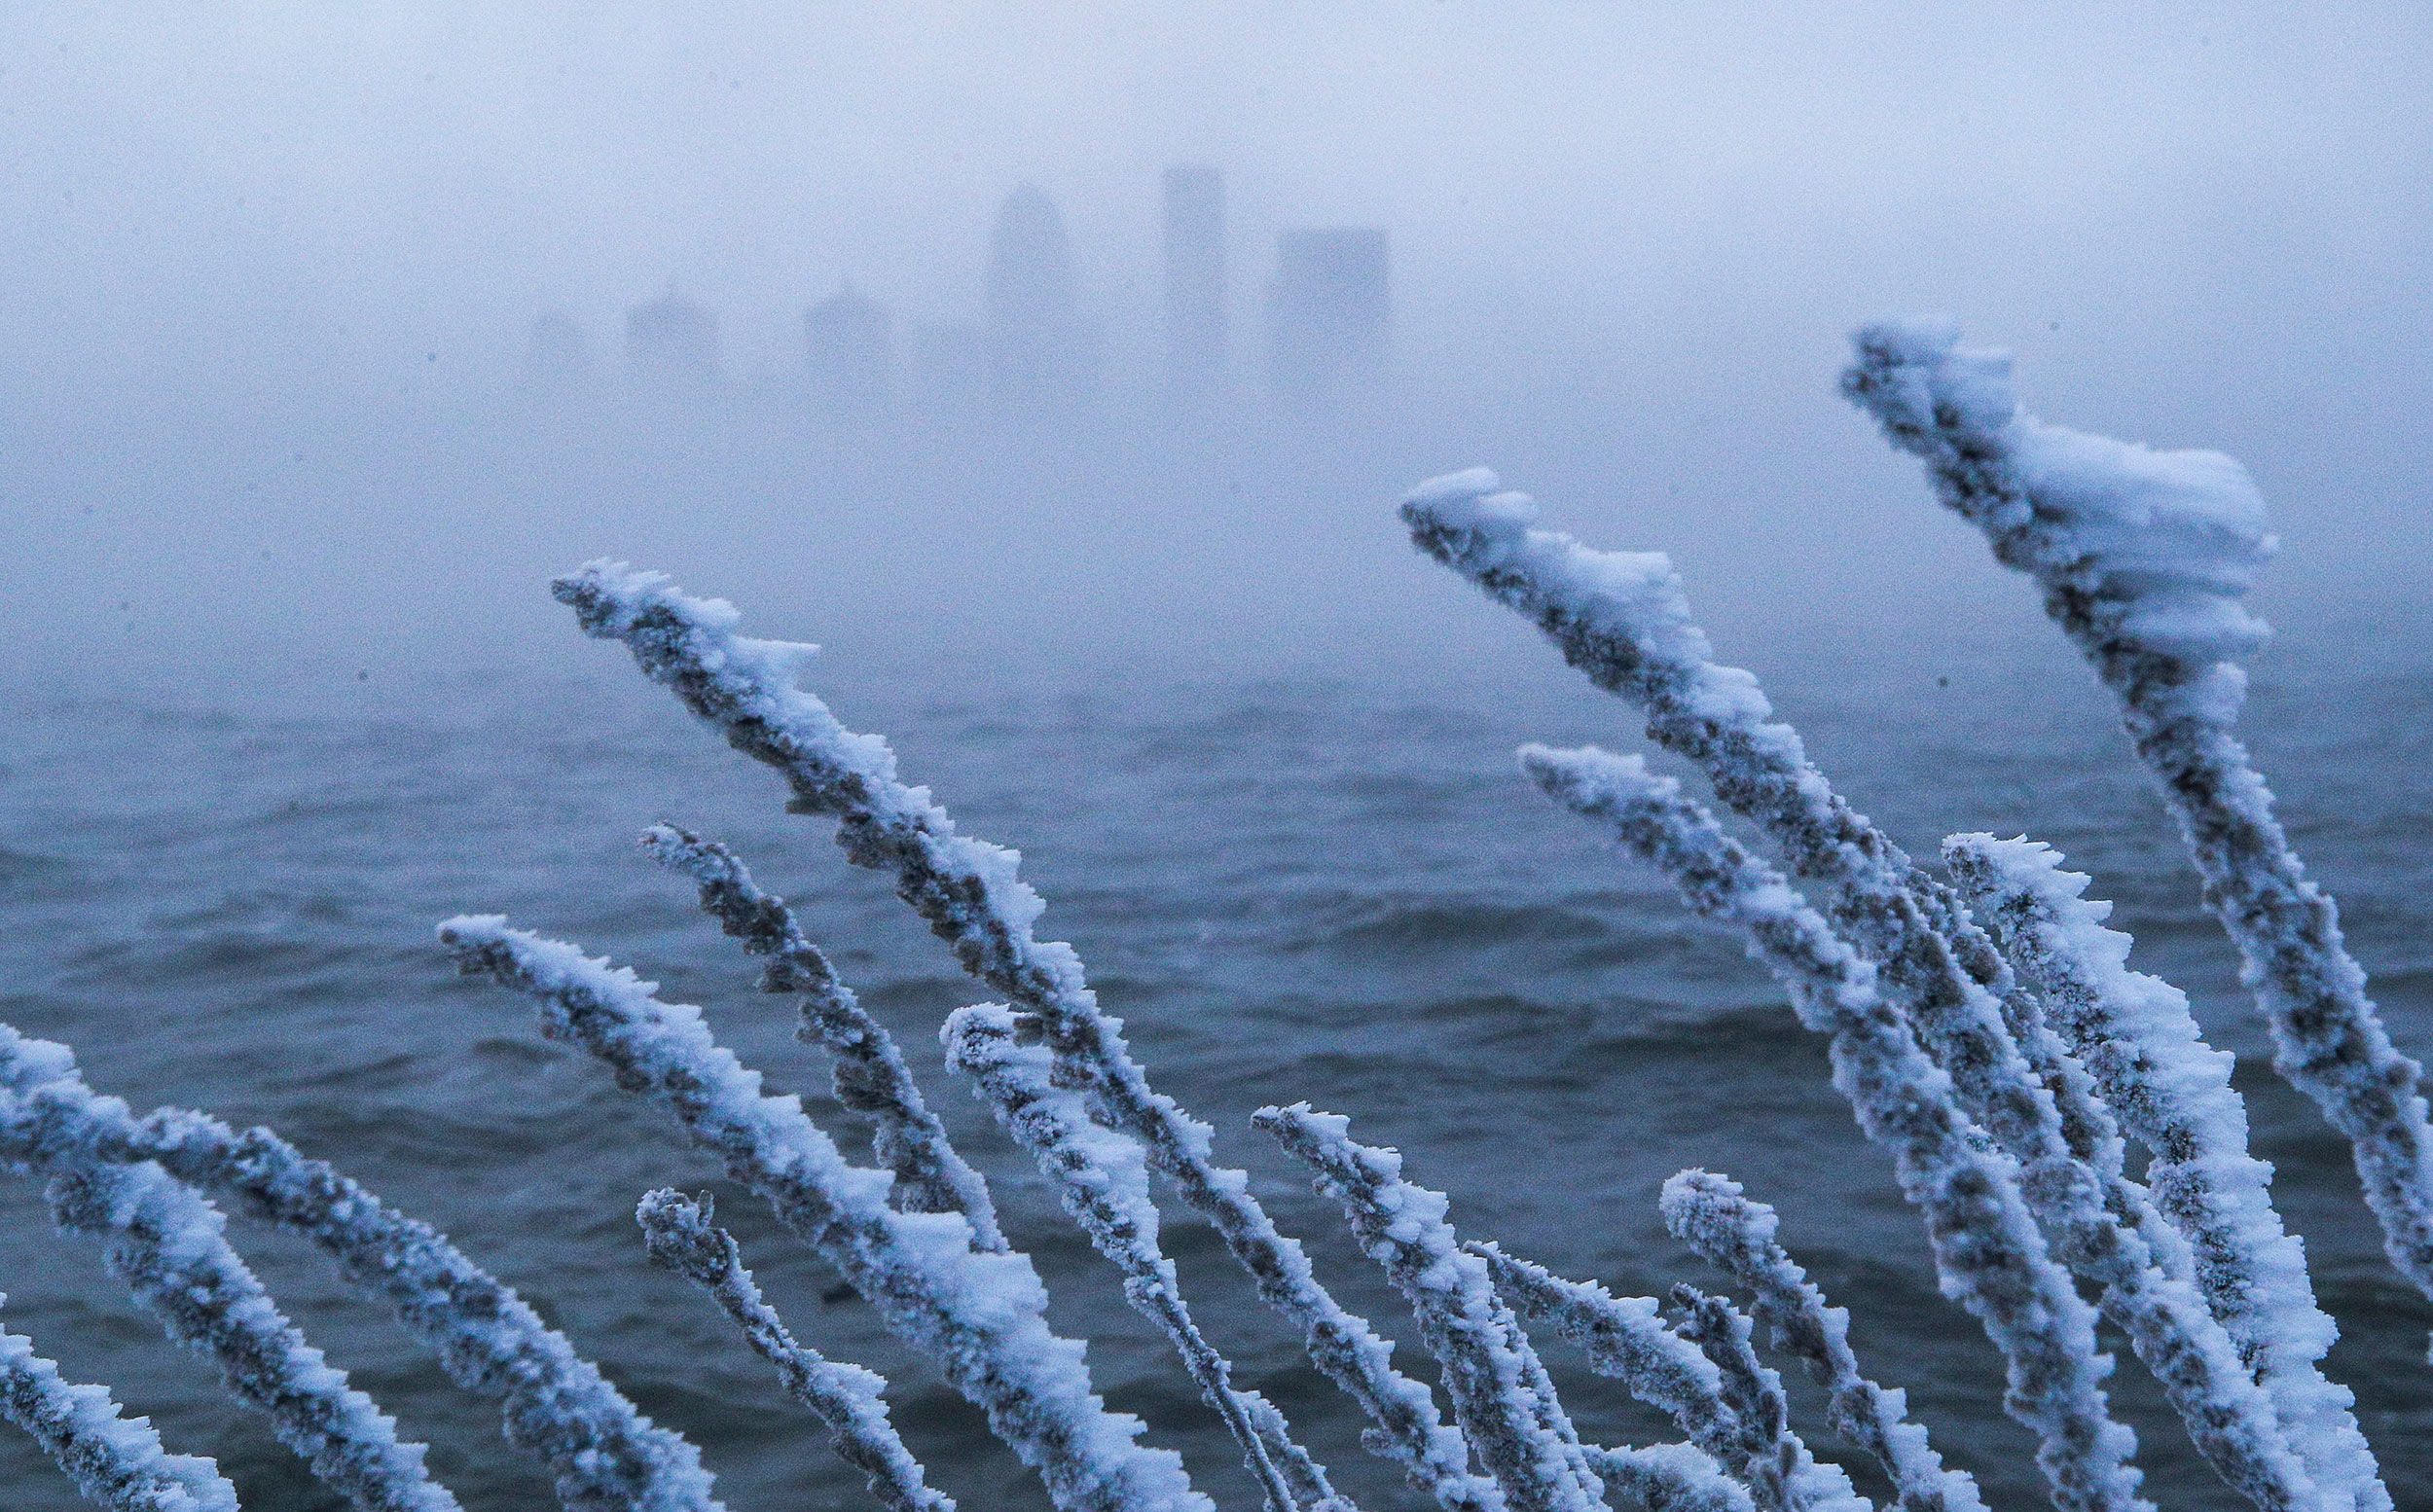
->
(529, 167), (1391, 413)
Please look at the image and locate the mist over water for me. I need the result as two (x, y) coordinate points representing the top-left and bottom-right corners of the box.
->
(4, 8), (2432, 1512)
(5, 4), (2432, 696)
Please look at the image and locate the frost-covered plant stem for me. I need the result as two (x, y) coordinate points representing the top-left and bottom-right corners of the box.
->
(0, 1024), (724, 1512)
(1519, 746), (2143, 1512)
(0, 1304), (241, 1512)
(1460, 1246), (1776, 1512)
(1401, 475), (2141, 1248)
(1943, 837), (2384, 1512)
(1842, 321), (2433, 1312)
(40, 1159), (458, 1512)
(1255, 1104), (1605, 1512)
(1467, 1245), (1740, 1474)
(945, 1004), (1333, 1512)
(641, 823), (1006, 1250)
(555, 562), (1484, 1512)
(1665, 1283), (1867, 1512)
(1663, 1286), (1804, 1512)
(1584, 1444), (1760, 1512)
(0, 1037), (461, 1512)
(1660, 1170), (1987, 1512)
(1408, 479), (2322, 1512)
(635, 1189), (952, 1512)
(440, 916), (1211, 1512)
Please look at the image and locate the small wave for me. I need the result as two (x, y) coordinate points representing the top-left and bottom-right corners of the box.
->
(1294, 896), (1631, 954)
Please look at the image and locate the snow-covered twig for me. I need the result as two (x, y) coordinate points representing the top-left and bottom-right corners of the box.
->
(641, 824), (1006, 1250)
(1664, 1283), (1866, 1512)
(944, 1003), (1336, 1512)
(1584, 1444), (1760, 1512)
(1255, 1103), (1606, 1512)
(0, 1036), (461, 1512)
(1842, 321), (2433, 1317)
(1943, 836), (2384, 1512)
(440, 916), (1209, 1512)
(635, 1188), (952, 1512)
(1468, 1246), (1737, 1469)
(1660, 1170), (1986, 1512)
(41, 1160), (457, 1512)
(555, 561), (1481, 1512)
(0, 1302), (240, 1512)
(0, 1023), (725, 1512)
(1401, 474), (2134, 1238)
(1517, 745), (2142, 1512)
(1407, 477), (2324, 1512)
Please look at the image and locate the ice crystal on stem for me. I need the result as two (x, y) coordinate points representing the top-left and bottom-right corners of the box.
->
(0, 1303), (240, 1512)
(635, 1188), (953, 1512)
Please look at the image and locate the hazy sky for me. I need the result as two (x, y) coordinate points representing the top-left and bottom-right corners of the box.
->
(3, 4), (2428, 692)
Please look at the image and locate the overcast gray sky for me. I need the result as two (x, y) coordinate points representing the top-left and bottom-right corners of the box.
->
(3, 4), (2427, 692)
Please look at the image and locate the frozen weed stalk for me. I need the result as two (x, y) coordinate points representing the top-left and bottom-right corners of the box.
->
(0, 325), (2415, 1512)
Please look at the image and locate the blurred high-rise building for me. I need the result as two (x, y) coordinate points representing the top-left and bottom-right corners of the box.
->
(624, 285), (719, 385)
(804, 282), (891, 408)
(985, 185), (1096, 406)
(1161, 165), (1226, 397)
(1266, 228), (1390, 400)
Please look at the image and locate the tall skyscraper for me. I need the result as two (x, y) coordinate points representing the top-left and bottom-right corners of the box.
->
(985, 185), (1095, 406)
(1161, 165), (1226, 397)
(804, 282), (891, 408)
(624, 285), (719, 385)
(1266, 229), (1390, 400)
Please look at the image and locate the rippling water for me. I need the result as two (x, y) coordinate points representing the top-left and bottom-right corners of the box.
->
(2, 621), (2428, 1512)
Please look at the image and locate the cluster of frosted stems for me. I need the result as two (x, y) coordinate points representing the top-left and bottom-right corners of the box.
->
(0, 323), (2412, 1512)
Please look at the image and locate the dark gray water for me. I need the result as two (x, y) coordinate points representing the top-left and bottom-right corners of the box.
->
(2, 617), (2427, 1512)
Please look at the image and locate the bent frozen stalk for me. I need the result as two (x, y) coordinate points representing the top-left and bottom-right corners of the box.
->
(1943, 836), (2384, 1512)
(944, 1003), (1334, 1512)
(1407, 477), (2323, 1512)
(642, 823), (1006, 1250)
(1398, 471), (2140, 1233)
(39, 1161), (459, 1512)
(1842, 320), (2433, 1314)
(0, 1023), (727, 1512)
(1255, 1103), (1605, 1512)
(440, 915), (1212, 1512)
(0, 1040), (462, 1512)
(1519, 745), (2145, 1512)
(0, 1306), (241, 1512)
(1585, 1444), (1760, 1512)
(1663, 1286), (1798, 1512)
(554, 560), (1490, 1512)
(635, 1189), (954, 1512)
(1471, 1243), (1862, 1512)
(1468, 1244), (1741, 1478)
(1659, 1170), (1987, 1512)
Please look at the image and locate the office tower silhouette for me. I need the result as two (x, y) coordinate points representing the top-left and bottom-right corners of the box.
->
(985, 185), (1095, 406)
(625, 285), (719, 385)
(1266, 228), (1390, 399)
(804, 282), (891, 408)
(1161, 165), (1226, 397)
